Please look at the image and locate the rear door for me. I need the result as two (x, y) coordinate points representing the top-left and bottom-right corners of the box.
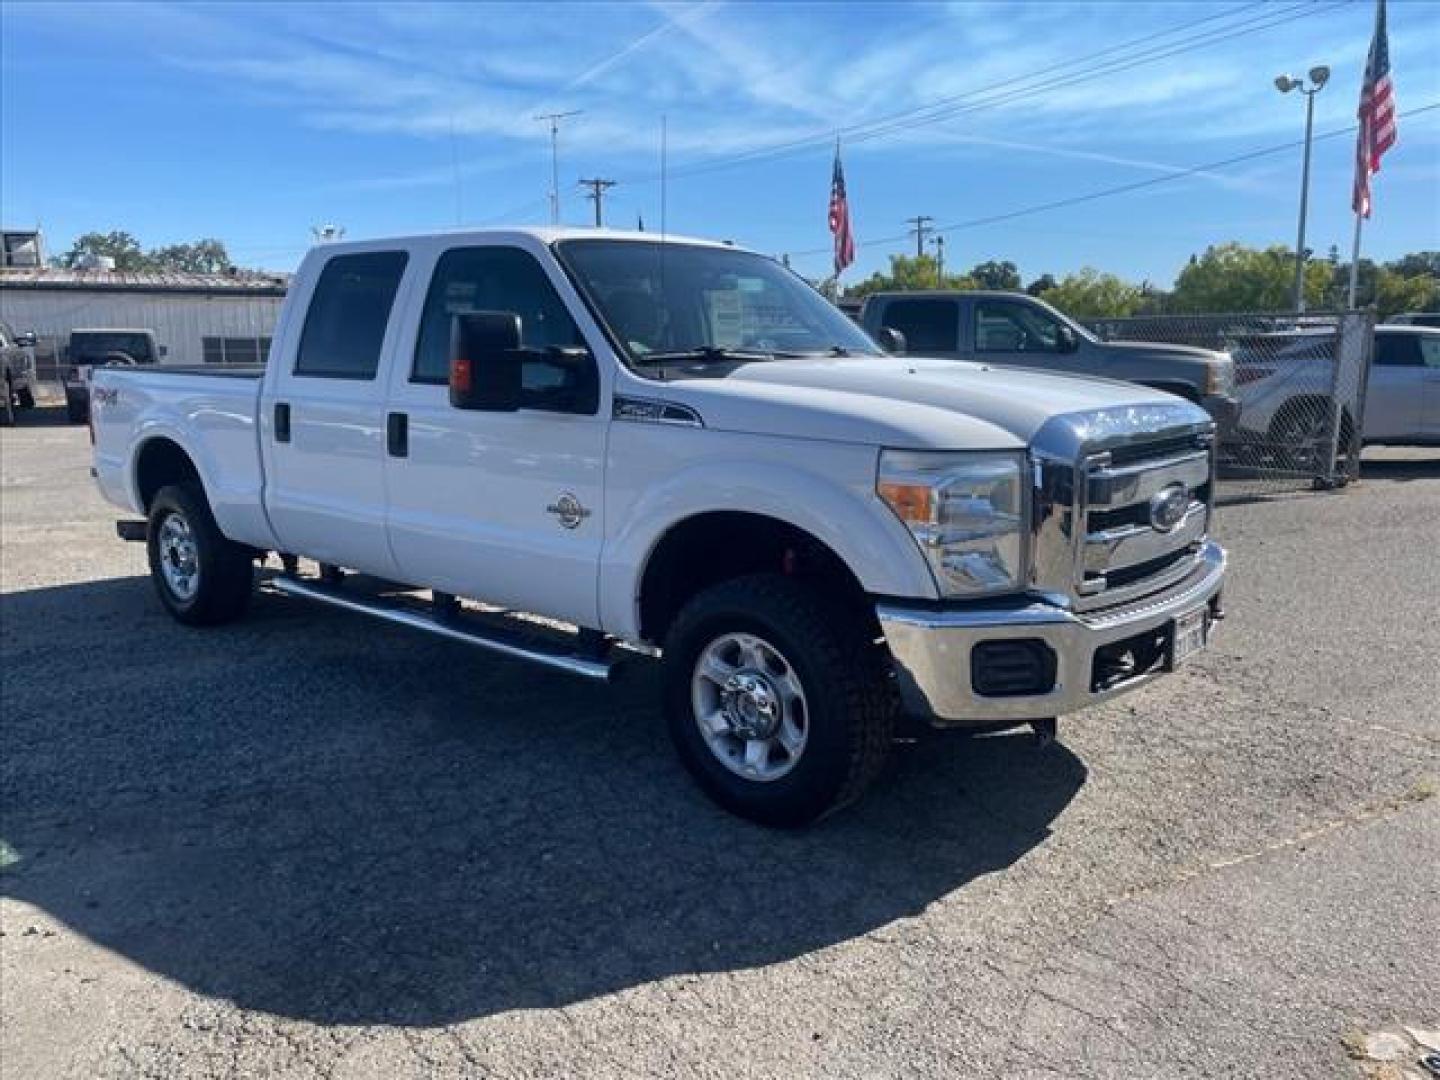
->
(1364, 331), (1425, 441)
(261, 248), (411, 576)
(381, 239), (608, 627)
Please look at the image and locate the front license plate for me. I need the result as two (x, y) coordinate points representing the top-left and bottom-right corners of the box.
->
(1169, 606), (1208, 669)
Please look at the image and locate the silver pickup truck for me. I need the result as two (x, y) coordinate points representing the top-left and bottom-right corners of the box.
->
(860, 290), (1239, 433)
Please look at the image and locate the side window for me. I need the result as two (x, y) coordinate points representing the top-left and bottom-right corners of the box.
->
(295, 251), (408, 380)
(882, 299), (958, 352)
(413, 246), (590, 410)
(1374, 334), (1422, 368)
(975, 300), (1061, 353)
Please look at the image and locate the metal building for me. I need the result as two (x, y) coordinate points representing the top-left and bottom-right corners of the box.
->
(0, 266), (289, 382)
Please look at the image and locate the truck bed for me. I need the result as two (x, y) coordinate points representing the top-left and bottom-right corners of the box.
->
(90, 363), (273, 550)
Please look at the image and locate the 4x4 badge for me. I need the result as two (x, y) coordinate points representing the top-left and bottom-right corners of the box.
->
(546, 493), (591, 529)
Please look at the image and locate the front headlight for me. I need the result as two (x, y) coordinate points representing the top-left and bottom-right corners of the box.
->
(877, 450), (1026, 597)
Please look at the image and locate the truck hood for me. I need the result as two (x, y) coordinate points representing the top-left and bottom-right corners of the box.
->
(639, 354), (1191, 449)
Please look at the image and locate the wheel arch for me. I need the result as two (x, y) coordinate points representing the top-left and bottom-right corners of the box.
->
(132, 434), (206, 514)
(635, 510), (874, 646)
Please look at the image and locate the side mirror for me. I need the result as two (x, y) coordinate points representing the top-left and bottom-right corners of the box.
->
(450, 311), (524, 412)
(877, 326), (907, 355)
(1057, 326), (1079, 353)
(158, 344), (169, 358)
(15, 332), (36, 348)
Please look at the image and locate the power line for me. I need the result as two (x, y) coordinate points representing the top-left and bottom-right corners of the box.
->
(579, 177), (618, 227)
(628, 0), (1336, 185)
(786, 101), (1440, 261)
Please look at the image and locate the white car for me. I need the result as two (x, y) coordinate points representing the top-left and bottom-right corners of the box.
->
(1233, 325), (1440, 454)
(90, 228), (1226, 825)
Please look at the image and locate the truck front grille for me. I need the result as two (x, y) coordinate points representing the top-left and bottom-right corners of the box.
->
(1073, 435), (1213, 610)
(1028, 403), (1218, 612)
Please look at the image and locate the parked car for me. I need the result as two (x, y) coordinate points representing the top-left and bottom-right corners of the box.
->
(1232, 325), (1440, 453)
(1386, 311), (1440, 329)
(91, 229), (1226, 826)
(859, 290), (1239, 432)
(1, 318), (39, 413)
(64, 328), (165, 423)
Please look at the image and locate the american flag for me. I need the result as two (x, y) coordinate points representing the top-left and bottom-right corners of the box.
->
(1353, 0), (1397, 218)
(828, 146), (855, 276)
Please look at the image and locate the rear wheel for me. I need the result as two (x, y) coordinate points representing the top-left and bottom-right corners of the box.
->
(16, 388), (35, 410)
(65, 393), (87, 424)
(662, 574), (895, 827)
(146, 483), (254, 625)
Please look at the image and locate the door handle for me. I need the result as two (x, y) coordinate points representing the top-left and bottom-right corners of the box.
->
(387, 411), (408, 457)
(274, 402), (290, 443)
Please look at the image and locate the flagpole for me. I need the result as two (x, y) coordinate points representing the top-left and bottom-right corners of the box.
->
(1347, 212), (1363, 309)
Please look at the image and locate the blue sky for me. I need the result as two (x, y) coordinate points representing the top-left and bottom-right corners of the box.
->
(2, 1), (1437, 287)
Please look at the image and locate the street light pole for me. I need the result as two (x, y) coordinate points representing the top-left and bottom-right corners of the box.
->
(534, 110), (582, 226)
(1275, 66), (1329, 313)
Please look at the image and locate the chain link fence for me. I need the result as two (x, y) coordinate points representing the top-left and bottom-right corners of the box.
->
(1088, 311), (1375, 498)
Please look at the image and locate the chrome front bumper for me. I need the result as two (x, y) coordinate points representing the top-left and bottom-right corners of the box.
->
(878, 540), (1226, 727)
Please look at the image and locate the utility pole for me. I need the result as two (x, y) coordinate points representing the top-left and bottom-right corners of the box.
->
(579, 177), (617, 227)
(932, 235), (946, 285)
(905, 215), (934, 259)
(534, 110), (582, 226)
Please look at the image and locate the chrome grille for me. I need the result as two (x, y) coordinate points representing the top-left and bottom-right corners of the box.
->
(1075, 438), (1212, 609)
(1029, 403), (1216, 611)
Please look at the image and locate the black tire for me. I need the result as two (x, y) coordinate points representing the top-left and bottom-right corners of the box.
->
(146, 483), (254, 626)
(16, 388), (35, 410)
(65, 394), (88, 425)
(662, 574), (896, 828)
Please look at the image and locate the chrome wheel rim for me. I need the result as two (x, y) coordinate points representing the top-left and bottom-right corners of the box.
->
(157, 512), (200, 601)
(691, 632), (809, 782)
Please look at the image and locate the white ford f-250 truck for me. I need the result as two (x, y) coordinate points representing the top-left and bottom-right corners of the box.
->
(92, 228), (1226, 826)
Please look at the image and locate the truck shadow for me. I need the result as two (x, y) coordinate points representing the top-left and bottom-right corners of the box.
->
(1, 576), (1086, 1027)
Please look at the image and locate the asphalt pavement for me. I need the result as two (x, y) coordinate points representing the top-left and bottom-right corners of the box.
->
(2, 405), (1436, 1079)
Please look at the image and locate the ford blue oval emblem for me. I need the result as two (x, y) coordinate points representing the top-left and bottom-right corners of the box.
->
(1148, 483), (1190, 532)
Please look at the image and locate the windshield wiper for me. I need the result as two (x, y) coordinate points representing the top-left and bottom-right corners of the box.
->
(633, 346), (774, 366)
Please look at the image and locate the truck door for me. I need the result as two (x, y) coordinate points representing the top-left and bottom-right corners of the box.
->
(1364, 331), (1426, 442)
(970, 297), (1098, 375)
(1420, 334), (1440, 438)
(381, 241), (607, 628)
(261, 248), (410, 577)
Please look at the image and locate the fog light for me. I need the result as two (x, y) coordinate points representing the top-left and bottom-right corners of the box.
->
(971, 639), (1057, 698)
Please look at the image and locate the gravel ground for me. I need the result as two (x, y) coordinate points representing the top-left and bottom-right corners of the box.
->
(2, 407), (1437, 1079)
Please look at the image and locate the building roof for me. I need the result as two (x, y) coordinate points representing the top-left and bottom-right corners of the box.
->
(0, 266), (290, 296)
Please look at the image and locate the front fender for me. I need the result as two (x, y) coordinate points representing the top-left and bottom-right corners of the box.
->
(598, 456), (938, 641)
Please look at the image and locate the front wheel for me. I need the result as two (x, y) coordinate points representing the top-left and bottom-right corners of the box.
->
(146, 483), (254, 625)
(662, 574), (896, 827)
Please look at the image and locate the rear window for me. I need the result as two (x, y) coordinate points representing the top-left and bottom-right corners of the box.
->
(881, 299), (958, 352)
(295, 251), (408, 380)
(71, 332), (155, 363)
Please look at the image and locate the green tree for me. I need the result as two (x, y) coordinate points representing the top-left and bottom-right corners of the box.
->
(149, 239), (233, 274)
(54, 231), (151, 270)
(844, 254), (976, 297)
(1385, 251), (1440, 279)
(1170, 243), (1328, 312)
(1025, 273), (1057, 297)
(1037, 268), (1145, 320)
(1373, 268), (1440, 320)
(969, 259), (1022, 291)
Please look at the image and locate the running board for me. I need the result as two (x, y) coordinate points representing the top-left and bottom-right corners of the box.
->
(270, 575), (616, 682)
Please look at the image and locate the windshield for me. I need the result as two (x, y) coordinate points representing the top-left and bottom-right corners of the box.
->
(71, 332), (154, 362)
(555, 240), (881, 367)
